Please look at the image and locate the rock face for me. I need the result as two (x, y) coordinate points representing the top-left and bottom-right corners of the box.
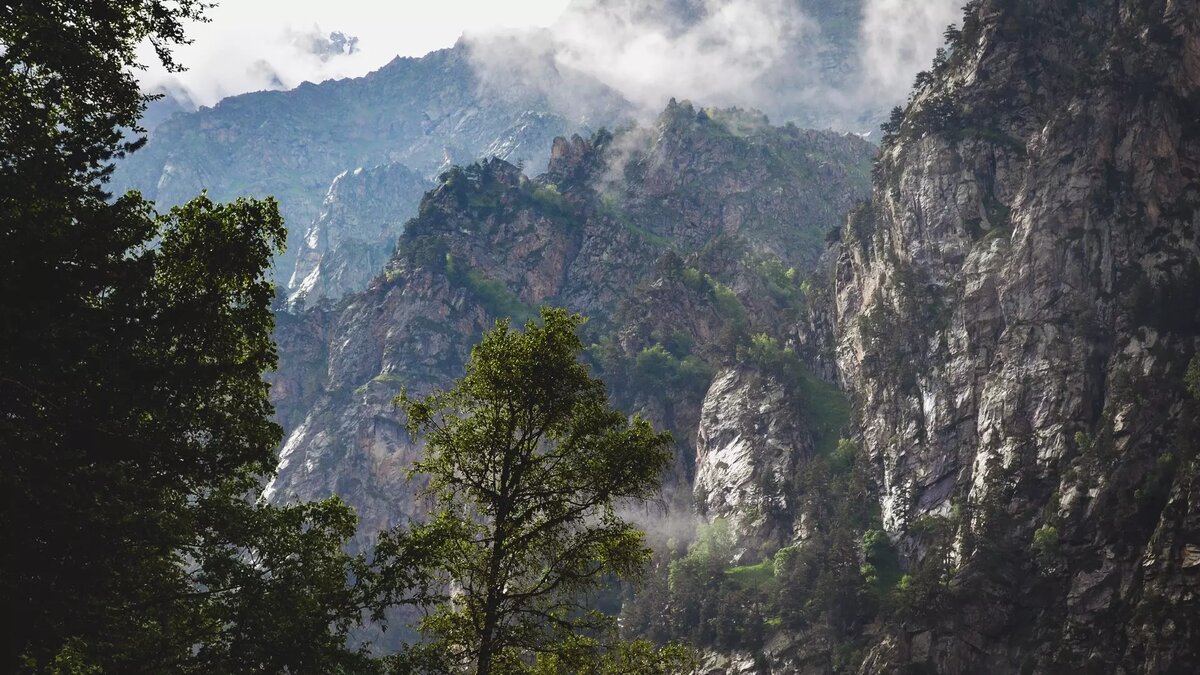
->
(288, 163), (432, 305)
(114, 41), (633, 285)
(825, 0), (1200, 671)
(694, 367), (812, 554)
(267, 104), (874, 551)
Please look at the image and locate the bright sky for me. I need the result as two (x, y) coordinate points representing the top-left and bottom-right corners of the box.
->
(140, 0), (571, 105)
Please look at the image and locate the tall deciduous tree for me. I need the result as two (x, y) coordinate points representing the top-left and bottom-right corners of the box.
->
(1, 2), (392, 671)
(396, 308), (674, 674)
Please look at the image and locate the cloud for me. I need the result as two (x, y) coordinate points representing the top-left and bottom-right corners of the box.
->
(859, 0), (965, 102)
(135, 0), (569, 108)
(464, 0), (965, 131)
(550, 0), (816, 115)
(140, 0), (967, 132)
(140, 24), (378, 107)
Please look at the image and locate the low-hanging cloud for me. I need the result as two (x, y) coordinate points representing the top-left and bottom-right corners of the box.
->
(860, 0), (965, 102)
(551, 0), (816, 114)
(465, 0), (965, 132)
(134, 1), (571, 109)
(141, 24), (377, 107)
(141, 0), (967, 132)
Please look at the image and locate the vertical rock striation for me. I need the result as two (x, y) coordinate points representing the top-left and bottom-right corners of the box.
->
(288, 163), (432, 305)
(830, 0), (1200, 670)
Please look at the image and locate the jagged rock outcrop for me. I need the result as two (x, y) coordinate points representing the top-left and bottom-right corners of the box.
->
(288, 163), (432, 305)
(266, 269), (496, 549)
(826, 0), (1200, 671)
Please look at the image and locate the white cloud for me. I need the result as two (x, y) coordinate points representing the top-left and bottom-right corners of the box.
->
(137, 0), (569, 106)
(141, 0), (967, 130)
(547, 0), (815, 115)
(860, 0), (964, 101)
(463, 0), (965, 130)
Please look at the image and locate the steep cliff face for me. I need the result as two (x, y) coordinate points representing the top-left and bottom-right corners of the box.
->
(267, 104), (874, 551)
(830, 0), (1200, 670)
(694, 366), (814, 554)
(288, 163), (432, 305)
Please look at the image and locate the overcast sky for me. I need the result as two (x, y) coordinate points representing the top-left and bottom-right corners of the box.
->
(139, 0), (570, 105)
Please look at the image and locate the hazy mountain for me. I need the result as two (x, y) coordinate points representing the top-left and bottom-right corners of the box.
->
(113, 40), (634, 286)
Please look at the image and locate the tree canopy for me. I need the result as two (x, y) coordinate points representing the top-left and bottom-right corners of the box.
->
(1, 3), (693, 671)
(395, 308), (676, 674)
(0, 2), (388, 671)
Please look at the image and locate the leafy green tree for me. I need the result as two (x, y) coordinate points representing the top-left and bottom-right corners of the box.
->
(396, 308), (674, 674)
(1, 2), (391, 670)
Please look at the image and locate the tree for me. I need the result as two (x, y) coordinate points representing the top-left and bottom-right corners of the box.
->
(1, 2), (388, 671)
(396, 308), (674, 674)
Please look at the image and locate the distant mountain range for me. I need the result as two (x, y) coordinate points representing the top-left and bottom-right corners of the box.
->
(113, 40), (634, 291)
(114, 0), (954, 302)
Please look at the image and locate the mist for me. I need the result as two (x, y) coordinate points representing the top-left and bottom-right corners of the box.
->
(141, 25), (384, 108)
(134, 0), (568, 108)
(465, 0), (965, 132)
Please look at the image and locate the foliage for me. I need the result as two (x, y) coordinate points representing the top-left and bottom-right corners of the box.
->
(1, 3), (388, 670)
(1187, 354), (1200, 400)
(0, 0), (207, 179)
(445, 253), (536, 324)
(528, 183), (576, 226)
(394, 308), (674, 674)
(1031, 524), (1061, 569)
(893, 515), (957, 625)
(737, 334), (852, 456)
(633, 344), (715, 396)
(662, 521), (771, 652)
(738, 333), (804, 381)
(3, 192), (389, 671)
(669, 264), (749, 329)
(529, 638), (697, 675)
(621, 442), (883, 655)
(756, 256), (805, 308)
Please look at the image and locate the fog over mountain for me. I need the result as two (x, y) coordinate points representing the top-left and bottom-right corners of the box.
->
(141, 0), (960, 133)
(471, 0), (962, 130)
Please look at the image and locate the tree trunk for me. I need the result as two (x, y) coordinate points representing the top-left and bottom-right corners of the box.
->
(476, 587), (499, 675)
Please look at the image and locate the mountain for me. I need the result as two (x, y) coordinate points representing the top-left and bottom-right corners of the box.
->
(264, 0), (1198, 669)
(266, 102), (875, 552)
(629, 0), (1198, 671)
(139, 87), (198, 132)
(818, 0), (1200, 669)
(287, 162), (433, 305)
(113, 41), (633, 289)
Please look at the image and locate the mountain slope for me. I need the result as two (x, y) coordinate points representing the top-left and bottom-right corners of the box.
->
(266, 103), (875, 551)
(824, 0), (1200, 670)
(288, 163), (432, 305)
(114, 41), (633, 284)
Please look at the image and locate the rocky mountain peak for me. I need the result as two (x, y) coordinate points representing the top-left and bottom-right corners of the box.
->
(268, 103), (875, 560)
(547, 134), (594, 177)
